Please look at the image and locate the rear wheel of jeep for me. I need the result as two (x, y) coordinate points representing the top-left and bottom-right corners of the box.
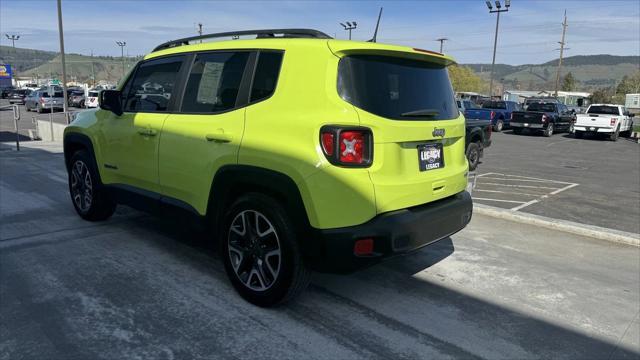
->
(221, 193), (311, 307)
(68, 150), (116, 221)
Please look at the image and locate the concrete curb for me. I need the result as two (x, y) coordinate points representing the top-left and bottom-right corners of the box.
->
(474, 203), (640, 247)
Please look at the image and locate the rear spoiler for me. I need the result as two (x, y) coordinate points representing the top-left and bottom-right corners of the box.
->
(327, 40), (456, 67)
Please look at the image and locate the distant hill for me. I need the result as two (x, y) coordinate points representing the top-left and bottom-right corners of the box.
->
(0, 45), (141, 84)
(464, 55), (640, 91)
(2, 46), (638, 90)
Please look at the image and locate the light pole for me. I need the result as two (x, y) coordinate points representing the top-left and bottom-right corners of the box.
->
(340, 22), (357, 40)
(436, 38), (448, 53)
(116, 41), (126, 79)
(56, 0), (69, 115)
(5, 34), (20, 48)
(486, 0), (510, 99)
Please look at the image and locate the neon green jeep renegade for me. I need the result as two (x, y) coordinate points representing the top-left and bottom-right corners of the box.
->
(63, 29), (472, 306)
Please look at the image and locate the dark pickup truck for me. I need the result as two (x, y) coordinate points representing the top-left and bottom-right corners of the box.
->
(465, 117), (492, 171)
(510, 102), (575, 137)
(464, 100), (522, 132)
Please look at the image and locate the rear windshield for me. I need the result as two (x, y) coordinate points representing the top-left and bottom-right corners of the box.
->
(482, 101), (506, 109)
(338, 55), (458, 120)
(527, 103), (556, 112)
(88, 91), (99, 97)
(41, 92), (64, 98)
(587, 105), (619, 115)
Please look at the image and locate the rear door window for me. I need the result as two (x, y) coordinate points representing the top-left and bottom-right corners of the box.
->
(338, 55), (458, 120)
(123, 55), (185, 113)
(250, 51), (284, 103)
(181, 52), (249, 113)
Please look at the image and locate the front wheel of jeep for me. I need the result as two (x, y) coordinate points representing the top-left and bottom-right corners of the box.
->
(68, 150), (116, 221)
(221, 193), (311, 307)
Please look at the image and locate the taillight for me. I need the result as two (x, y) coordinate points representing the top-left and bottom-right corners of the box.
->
(610, 118), (617, 126)
(541, 114), (548, 123)
(490, 111), (495, 119)
(321, 132), (334, 156)
(510, 113), (513, 120)
(320, 126), (372, 167)
(39, 97), (45, 104)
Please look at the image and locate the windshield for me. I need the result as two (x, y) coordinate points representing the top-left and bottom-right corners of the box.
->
(587, 106), (620, 115)
(482, 101), (506, 109)
(527, 103), (556, 112)
(338, 55), (458, 120)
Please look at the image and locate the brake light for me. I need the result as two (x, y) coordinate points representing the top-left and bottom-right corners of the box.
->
(490, 111), (496, 119)
(321, 132), (334, 156)
(320, 126), (372, 167)
(39, 97), (45, 104)
(413, 48), (443, 56)
(510, 113), (513, 120)
(541, 114), (548, 123)
(610, 118), (617, 126)
(354, 238), (374, 256)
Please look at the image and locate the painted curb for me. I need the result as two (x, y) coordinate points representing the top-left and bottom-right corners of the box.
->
(474, 203), (640, 247)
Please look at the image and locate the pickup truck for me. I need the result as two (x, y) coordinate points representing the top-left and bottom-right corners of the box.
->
(465, 117), (492, 171)
(573, 104), (634, 141)
(463, 100), (522, 132)
(510, 102), (575, 137)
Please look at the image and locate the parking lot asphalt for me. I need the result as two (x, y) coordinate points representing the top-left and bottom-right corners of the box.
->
(1, 142), (639, 359)
(474, 130), (640, 234)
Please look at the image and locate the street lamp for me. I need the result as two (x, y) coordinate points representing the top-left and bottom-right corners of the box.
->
(340, 21), (357, 40)
(116, 41), (126, 79)
(486, 0), (510, 99)
(5, 34), (20, 48)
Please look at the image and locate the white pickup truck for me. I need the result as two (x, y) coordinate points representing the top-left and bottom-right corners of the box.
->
(573, 104), (634, 141)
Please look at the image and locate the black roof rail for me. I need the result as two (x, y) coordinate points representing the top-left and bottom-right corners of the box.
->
(153, 28), (332, 52)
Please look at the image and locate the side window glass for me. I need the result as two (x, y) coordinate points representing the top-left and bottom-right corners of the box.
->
(250, 51), (284, 103)
(181, 52), (249, 113)
(123, 56), (184, 113)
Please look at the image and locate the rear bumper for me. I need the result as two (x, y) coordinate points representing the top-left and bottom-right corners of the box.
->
(510, 122), (544, 129)
(308, 191), (473, 273)
(574, 126), (613, 133)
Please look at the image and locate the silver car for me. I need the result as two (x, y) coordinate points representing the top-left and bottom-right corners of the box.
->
(25, 90), (65, 113)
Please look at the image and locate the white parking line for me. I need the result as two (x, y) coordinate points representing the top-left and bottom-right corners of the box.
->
(473, 172), (579, 211)
(473, 198), (526, 204)
(479, 182), (561, 190)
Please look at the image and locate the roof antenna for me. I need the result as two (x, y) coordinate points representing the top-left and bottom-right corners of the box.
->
(368, 7), (383, 42)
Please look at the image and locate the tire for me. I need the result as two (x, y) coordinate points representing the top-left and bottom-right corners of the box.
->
(609, 126), (620, 141)
(573, 131), (583, 139)
(68, 150), (116, 221)
(543, 123), (554, 137)
(80, 100), (85, 108)
(512, 128), (523, 135)
(466, 142), (481, 171)
(221, 193), (311, 307)
(37, 105), (43, 114)
(493, 119), (504, 132)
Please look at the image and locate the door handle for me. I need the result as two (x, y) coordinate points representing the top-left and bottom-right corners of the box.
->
(137, 128), (157, 137)
(205, 131), (232, 143)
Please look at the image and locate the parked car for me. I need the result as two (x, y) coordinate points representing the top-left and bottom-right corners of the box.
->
(464, 100), (522, 132)
(63, 28), (473, 307)
(1, 86), (16, 99)
(24, 90), (65, 113)
(85, 90), (100, 108)
(523, 97), (559, 110)
(7, 89), (32, 105)
(457, 99), (478, 113)
(573, 104), (634, 141)
(465, 117), (492, 171)
(510, 102), (575, 137)
(68, 90), (86, 108)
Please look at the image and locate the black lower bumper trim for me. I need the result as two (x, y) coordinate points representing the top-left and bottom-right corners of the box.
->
(308, 191), (473, 273)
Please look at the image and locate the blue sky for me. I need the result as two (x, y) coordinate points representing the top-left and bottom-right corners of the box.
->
(1, 0), (638, 65)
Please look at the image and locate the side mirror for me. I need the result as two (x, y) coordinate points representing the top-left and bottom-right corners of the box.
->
(629, 113), (635, 118)
(99, 90), (123, 116)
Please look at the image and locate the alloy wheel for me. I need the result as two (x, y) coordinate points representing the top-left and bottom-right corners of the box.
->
(227, 210), (281, 292)
(70, 160), (93, 213)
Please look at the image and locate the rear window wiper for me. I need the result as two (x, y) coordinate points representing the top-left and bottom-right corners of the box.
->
(401, 109), (440, 117)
